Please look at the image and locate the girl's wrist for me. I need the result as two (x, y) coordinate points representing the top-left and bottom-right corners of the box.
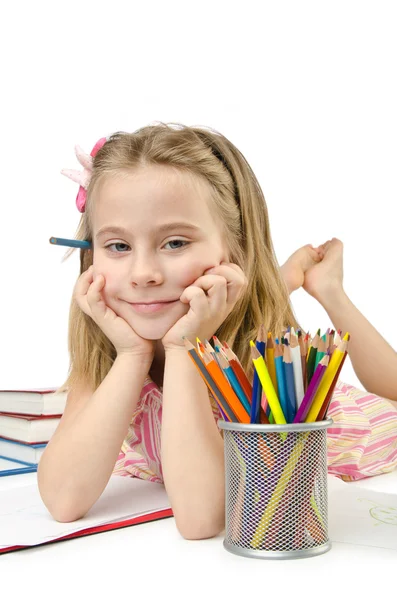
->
(314, 284), (347, 312)
(163, 344), (186, 356)
(116, 350), (153, 368)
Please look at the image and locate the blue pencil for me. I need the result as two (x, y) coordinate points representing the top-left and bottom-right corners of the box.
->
(274, 339), (289, 421)
(49, 236), (92, 249)
(283, 340), (297, 421)
(217, 354), (251, 415)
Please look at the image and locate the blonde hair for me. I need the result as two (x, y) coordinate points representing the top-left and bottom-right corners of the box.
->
(59, 123), (298, 392)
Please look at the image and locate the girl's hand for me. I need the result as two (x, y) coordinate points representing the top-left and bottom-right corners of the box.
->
(280, 244), (322, 294)
(303, 238), (344, 305)
(161, 262), (248, 351)
(74, 266), (155, 359)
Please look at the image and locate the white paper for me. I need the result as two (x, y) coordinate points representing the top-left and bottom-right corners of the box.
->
(0, 475), (171, 547)
(328, 476), (397, 550)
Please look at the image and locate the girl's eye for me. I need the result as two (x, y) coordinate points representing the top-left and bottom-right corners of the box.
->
(105, 243), (130, 253)
(164, 240), (189, 250)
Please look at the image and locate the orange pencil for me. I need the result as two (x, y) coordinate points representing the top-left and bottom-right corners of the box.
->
(184, 338), (237, 422)
(202, 351), (250, 423)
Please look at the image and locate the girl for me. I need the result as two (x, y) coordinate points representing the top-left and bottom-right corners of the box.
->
(38, 124), (396, 540)
(38, 123), (298, 540)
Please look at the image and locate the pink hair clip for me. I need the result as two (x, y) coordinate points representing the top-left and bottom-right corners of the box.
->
(61, 137), (107, 212)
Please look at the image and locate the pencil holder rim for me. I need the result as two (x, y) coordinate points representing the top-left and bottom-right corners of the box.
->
(218, 419), (333, 433)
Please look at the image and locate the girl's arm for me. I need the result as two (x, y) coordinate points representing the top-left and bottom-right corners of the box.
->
(161, 347), (225, 540)
(281, 239), (397, 401)
(317, 289), (397, 402)
(38, 353), (152, 522)
(160, 261), (247, 540)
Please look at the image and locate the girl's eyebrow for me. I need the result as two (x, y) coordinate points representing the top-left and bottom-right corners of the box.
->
(96, 222), (201, 239)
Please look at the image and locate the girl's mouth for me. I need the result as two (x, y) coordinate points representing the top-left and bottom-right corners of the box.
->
(128, 300), (179, 314)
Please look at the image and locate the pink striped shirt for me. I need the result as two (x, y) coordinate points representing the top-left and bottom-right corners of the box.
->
(112, 378), (397, 483)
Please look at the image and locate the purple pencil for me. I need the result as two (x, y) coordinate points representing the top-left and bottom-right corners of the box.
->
(293, 355), (329, 423)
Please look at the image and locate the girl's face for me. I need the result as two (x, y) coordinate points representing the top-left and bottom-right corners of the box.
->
(91, 165), (229, 340)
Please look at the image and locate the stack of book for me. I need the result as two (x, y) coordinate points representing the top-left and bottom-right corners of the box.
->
(0, 389), (67, 476)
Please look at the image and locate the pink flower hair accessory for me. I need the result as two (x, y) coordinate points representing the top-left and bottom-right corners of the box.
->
(61, 137), (107, 213)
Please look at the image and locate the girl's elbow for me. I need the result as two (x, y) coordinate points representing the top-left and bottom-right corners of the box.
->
(38, 479), (88, 523)
(42, 493), (87, 523)
(175, 513), (225, 540)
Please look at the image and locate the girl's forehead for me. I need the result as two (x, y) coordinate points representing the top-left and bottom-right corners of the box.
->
(91, 165), (218, 230)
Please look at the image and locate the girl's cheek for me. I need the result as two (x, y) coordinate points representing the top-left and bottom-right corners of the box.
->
(178, 261), (219, 286)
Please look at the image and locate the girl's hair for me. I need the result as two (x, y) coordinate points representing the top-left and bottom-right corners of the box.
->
(59, 122), (298, 392)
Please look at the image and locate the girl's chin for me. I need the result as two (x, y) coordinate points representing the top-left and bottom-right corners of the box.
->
(127, 313), (186, 341)
(131, 325), (172, 341)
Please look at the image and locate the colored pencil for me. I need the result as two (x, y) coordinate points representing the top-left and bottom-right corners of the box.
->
(290, 329), (305, 408)
(314, 335), (327, 369)
(250, 325), (266, 424)
(305, 334), (349, 423)
(283, 341), (297, 422)
(223, 346), (253, 403)
(306, 329), (320, 383)
(202, 350), (250, 424)
(49, 236), (92, 249)
(266, 332), (278, 398)
(293, 355), (329, 423)
(184, 338), (237, 422)
(217, 353), (251, 415)
(274, 340), (289, 422)
(250, 342), (286, 424)
(316, 345), (349, 421)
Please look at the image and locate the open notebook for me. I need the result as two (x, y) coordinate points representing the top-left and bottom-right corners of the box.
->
(0, 474), (173, 554)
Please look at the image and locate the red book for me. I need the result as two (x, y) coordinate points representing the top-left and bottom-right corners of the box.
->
(0, 412), (61, 443)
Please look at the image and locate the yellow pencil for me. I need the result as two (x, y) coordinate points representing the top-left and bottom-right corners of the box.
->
(250, 434), (307, 547)
(304, 333), (349, 423)
(250, 341), (286, 425)
(265, 333), (278, 396)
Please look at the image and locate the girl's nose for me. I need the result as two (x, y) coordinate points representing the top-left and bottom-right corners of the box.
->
(128, 254), (164, 286)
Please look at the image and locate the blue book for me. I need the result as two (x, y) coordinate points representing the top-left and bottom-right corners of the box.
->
(0, 437), (46, 465)
(0, 456), (37, 477)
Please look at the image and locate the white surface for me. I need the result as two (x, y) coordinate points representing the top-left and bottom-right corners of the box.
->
(0, 471), (396, 599)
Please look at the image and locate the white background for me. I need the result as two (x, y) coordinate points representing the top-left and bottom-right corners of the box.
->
(1, 0), (396, 391)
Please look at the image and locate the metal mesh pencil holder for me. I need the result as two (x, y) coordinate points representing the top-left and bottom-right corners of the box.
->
(219, 419), (333, 560)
